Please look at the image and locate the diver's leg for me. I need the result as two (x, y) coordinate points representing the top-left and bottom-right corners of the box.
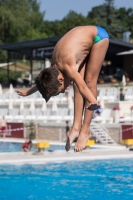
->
(23, 148), (30, 152)
(65, 65), (85, 151)
(74, 39), (109, 152)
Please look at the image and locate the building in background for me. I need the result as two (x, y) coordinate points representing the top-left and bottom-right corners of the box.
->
(0, 36), (133, 85)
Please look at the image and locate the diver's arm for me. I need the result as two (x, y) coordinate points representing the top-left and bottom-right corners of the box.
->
(16, 84), (37, 96)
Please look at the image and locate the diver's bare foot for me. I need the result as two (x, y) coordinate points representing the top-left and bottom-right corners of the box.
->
(65, 128), (80, 152)
(74, 132), (92, 152)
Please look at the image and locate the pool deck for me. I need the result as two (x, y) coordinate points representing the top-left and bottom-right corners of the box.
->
(0, 138), (133, 164)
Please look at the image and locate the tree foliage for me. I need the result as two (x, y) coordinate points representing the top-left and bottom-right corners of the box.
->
(87, 3), (129, 39)
(0, 68), (22, 83)
(0, 0), (133, 63)
(43, 11), (90, 37)
(0, 0), (46, 43)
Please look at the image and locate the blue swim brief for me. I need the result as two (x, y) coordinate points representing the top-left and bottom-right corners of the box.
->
(93, 26), (109, 44)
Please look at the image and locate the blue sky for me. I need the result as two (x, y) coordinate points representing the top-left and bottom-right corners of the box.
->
(39, 0), (133, 21)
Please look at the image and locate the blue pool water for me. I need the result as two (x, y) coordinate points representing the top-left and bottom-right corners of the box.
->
(0, 159), (133, 200)
(0, 142), (67, 152)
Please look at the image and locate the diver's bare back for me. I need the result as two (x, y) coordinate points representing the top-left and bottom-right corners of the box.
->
(51, 26), (97, 72)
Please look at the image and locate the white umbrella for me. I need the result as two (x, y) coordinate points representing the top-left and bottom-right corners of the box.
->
(45, 58), (51, 68)
(0, 84), (3, 95)
(20, 101), (24, 110)
(42, 100), (47, 112)
(100, 97), (105, 109)
(52, 98), (58, 112)
(117, 49), (133, 55)
(68, 96), (74, 110)
(30, 100), (35, 111)
(122, 75), (126, 87)
(0, 62), (14, 68)
(9, 84), (14, 95)
(9, 99), (13, 110)
(29, 73), (32, 82)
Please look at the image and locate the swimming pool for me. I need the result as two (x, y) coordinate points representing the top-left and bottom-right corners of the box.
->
(0, 159), (133, 200)
(0, 141), (69, 152)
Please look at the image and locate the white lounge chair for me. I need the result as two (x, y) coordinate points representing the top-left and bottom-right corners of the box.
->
(119, 116), (133, 123)
(63, 108), (74, 122)
(48, 108), (68, 122)
(0, 108), (8, 119)
(37, 108), (51, 122)
(14, 108), (30, 122)
(125, 88), (133, 101)
(106, 87), (118, 102)
(5, 108), (19, 121)
(97, 88), (107, 101)
(92, 108), (113, 124)
(25, 110), (37, 121)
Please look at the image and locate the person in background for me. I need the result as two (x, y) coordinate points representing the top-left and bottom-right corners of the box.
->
(0, 116), (7, 138)
(19, 140), (32, 152)
(119, 88), (125, 101)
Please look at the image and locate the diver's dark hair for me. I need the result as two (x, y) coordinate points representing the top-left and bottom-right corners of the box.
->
(35, 67), (61, 102)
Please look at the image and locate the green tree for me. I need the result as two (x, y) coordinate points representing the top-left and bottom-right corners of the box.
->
(25, 0), (47, 39)
(61, 11), (90, 34)
(117, 8), (133, 39)
(0, 0), (46, 43)
(86, 2), (130, 39)
(0, 0), (47, 61)
(104, 0), (115, 26)
(127, 8), (133, 38)
(0, 68), (22, 83)
(0, 0), (30, 43)
(43, 11), (91, 37)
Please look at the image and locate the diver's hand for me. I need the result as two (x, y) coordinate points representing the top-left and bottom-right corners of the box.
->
(86, 103), (101, 111)
(16, 85), (37, 97)
(15, 89), (28, 96)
